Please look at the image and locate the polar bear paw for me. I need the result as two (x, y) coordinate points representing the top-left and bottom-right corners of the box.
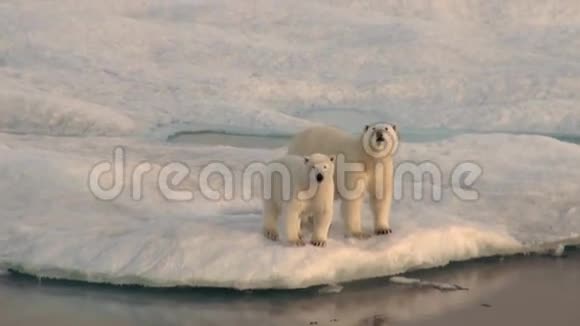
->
(310, 239), (326, 247)
(375, 228), (393, 235)
(263, 229), (279, 241)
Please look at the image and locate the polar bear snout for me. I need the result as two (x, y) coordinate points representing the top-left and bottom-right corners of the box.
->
(376, 131), (385, 142)
(316, 173), (324, 183)
(309, 169), (326, 184)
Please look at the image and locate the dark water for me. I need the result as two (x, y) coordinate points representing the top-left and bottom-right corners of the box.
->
(168, 129), (580, 148)
(169, 130), (290, 148)
(553, 134), (580, 145)
(166, 128), (455, 147)
(1, 251), (579, 326)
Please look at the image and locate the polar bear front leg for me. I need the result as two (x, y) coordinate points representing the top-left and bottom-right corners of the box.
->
(371, 162), (394, 235)
(284, 203), (305, 246)
(311, 209), (333, 247)
(341, 198), (369, 239)
(262, 200), (279, 241)
(370, 195), (392, 235)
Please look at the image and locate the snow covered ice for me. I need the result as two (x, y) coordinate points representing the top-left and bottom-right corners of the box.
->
(1, 133), (579, 289)
(0, 0), (580, 289)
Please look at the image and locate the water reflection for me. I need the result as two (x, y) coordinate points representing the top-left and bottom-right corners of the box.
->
(0, 256), (524, 326)
(167, 129), (580, 149)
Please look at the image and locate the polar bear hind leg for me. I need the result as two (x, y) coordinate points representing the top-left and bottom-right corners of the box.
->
(341, 198), (371, 239)
(284, 202), (306, 246)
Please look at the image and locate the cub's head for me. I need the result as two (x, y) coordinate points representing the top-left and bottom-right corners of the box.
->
(304, 153), (335, 184)
(361, 122), (399, 159)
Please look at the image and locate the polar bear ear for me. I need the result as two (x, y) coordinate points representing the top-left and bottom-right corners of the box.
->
(329, 155), (335, 163)
(364, 125), (370, 131)
(304, 156), (310, 164)
(392, 124), (397, 131)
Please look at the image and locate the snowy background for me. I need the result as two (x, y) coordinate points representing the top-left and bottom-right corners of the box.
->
(0, 0), (579, 289)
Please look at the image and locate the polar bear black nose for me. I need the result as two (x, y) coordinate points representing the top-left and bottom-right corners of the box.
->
(376, 132), (385, 142)
(316, 173), (324, 183)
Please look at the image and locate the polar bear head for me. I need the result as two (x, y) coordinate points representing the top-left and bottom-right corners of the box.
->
(361, 123), (399, 159)
(304, 153), (335, 184)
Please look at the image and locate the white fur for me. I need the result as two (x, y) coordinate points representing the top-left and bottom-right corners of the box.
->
(287, 123), (399, 238)
(262, 153), (336, 246)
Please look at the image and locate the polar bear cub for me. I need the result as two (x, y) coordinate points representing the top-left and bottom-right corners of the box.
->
(262, 153), (336, 247)
(287, 123), (399, 238)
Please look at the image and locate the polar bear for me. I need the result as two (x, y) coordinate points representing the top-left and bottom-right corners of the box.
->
(262, 153), (336, 247)
(287, 123), (399, 238)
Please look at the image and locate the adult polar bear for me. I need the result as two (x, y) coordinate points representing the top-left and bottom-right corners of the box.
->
(263, 153), (336, 247)
(287, 123), (399, 238)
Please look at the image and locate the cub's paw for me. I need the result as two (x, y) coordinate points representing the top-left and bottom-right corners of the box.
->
(310, 240), (326, 247)
(375, 228), (392, 235)
(288, 239), (306, 247)
(349, 232), (371, 240)
(263, 229), (279, 241)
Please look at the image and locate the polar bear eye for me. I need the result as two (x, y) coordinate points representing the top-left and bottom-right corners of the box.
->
(323, 165), (328, 170)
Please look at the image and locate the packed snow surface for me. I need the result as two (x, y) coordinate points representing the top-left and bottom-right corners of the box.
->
(1, 0), (580, 289)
